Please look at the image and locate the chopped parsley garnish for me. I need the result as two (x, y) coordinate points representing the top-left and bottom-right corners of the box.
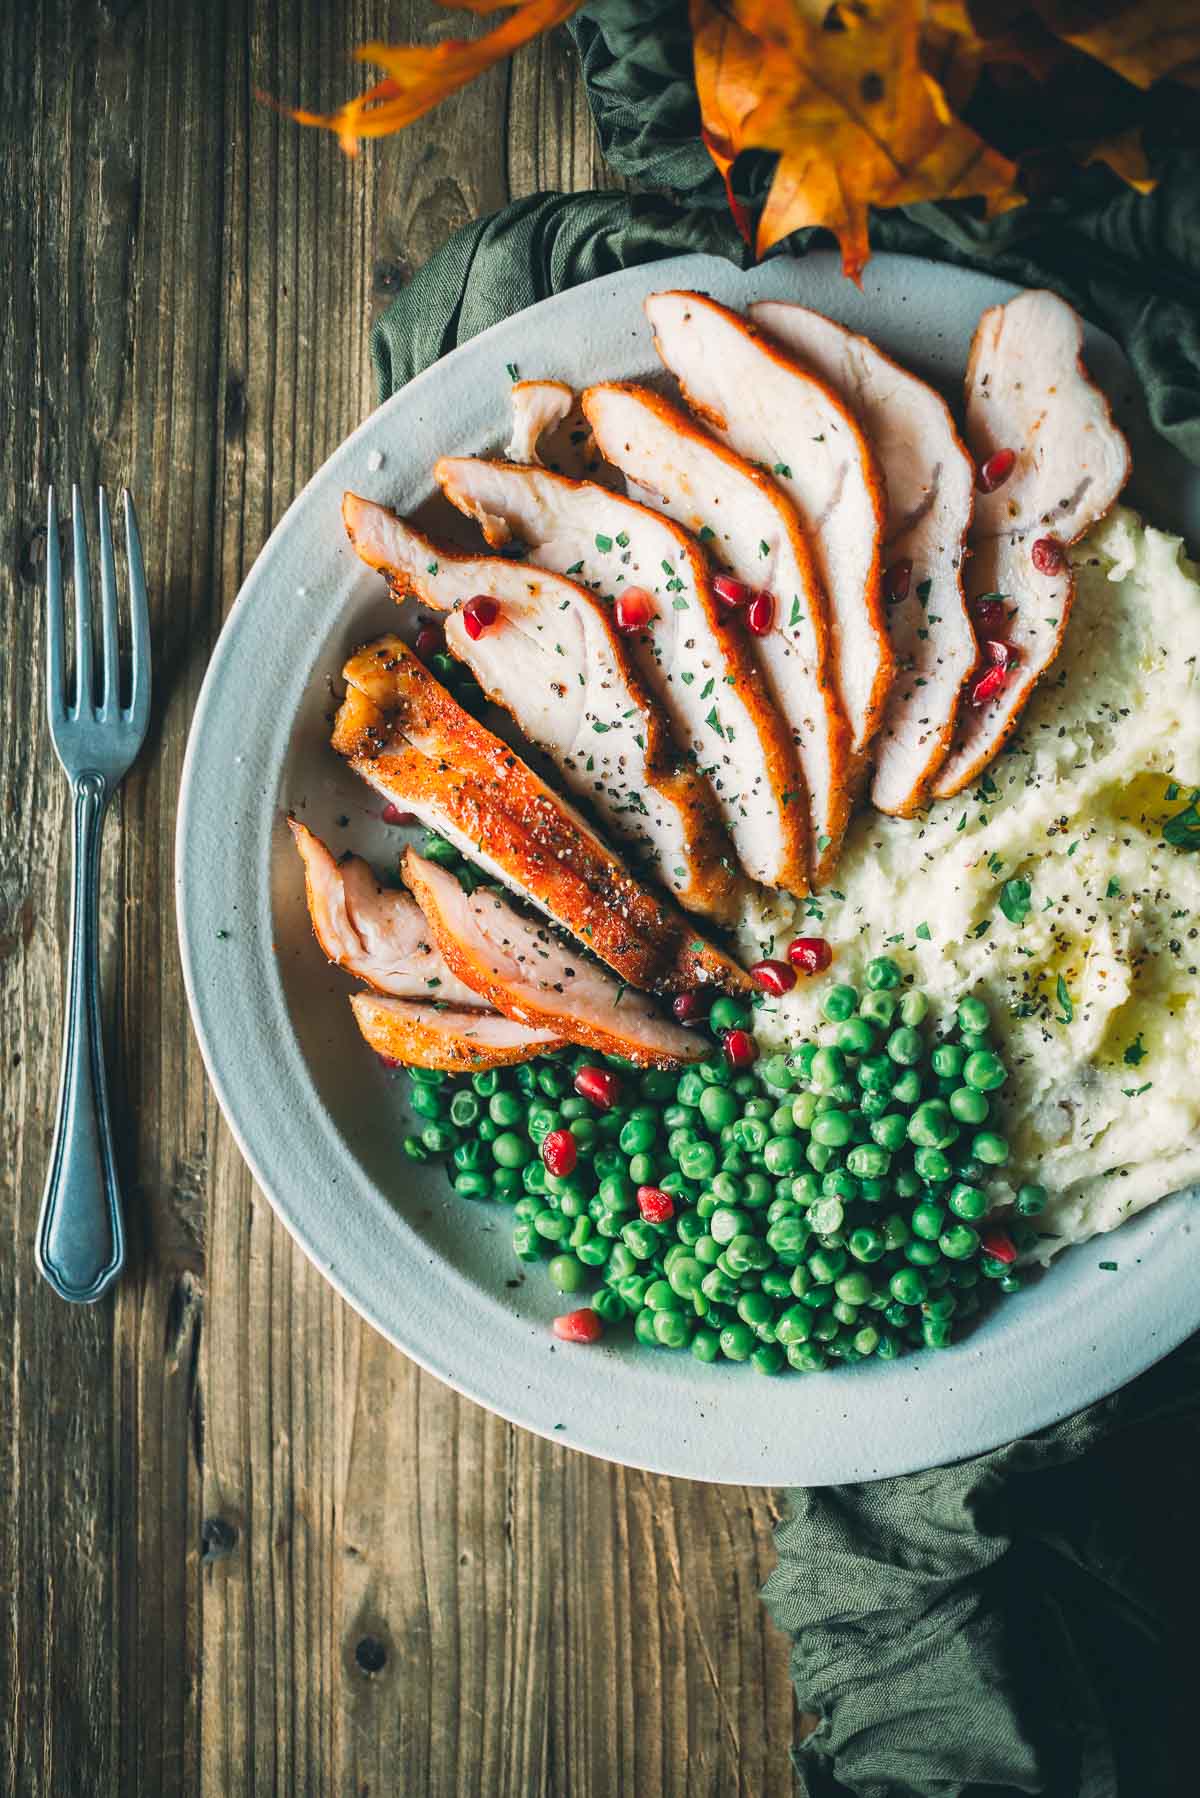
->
(565, 560), (584, 575)
(426, 561), (439, 575)
(998, 877), (1031, 926)
(956, 813), (967, 833)
(672, 596), (690, 610)
(1105, 876), (1122, 897)
(916, 579), (932, 604)
(759, 540), (769, 557)
(701, 678), (715, 699)
(1164, 799), (1200, 851)
(915, 922), (931, 941)
(704, 707), (725, 737)
(773, 462), (792, 477)
(816, 834), (831, 854)
(505, 362), (519, 381)
(1122, 1033), (1148, 1067)
(1098, 1261), (1118, 1272)
(680, 671), (694, 685)
(615, 530), (630, 548)
(1122, 1083), (1152, 1098)
(595, 534), (613, 553)
(1055, 975), (1073, 1024)
(698, 525), (716, 543)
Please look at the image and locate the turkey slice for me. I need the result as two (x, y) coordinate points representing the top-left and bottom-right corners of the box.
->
(331, 635), (750, 997)
(932, 290), (1131, 797)
(507, 380), (572, 463)
(582, 381), (851, 883)
(645, 290), (891, 758)
(403, 852), (706, 1069)
(751, 302), (976, 816)
(350, 992), (563, 1071)
(341, 493), (740, 923)
(435, 455), (808, 894)
(290, 818), (480, 1005)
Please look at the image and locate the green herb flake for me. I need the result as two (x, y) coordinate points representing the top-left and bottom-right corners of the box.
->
(505, 362), (519, 381)
(788, 598), (802, 628)
(956, 813), (967, 833)
(426, 561), (439, 576)
(615, 530), (630, 548)
(672, 596), (690, 610)
(916, 579), (932, 604)
(679, 671), (695, 686)
(915, 922), (932, 941)
(698, 525), (716, 543)
(1055, 975), (1073, 1024)
(1105, 876), (1121, 898)
(1122, 1083), (1152, 1098)
(999, 877), (1032, 926)
(704, 706), (725, 738)
(701, 678), (715, 699)
(1098, 1261), (1118, 1272)
(1122, 1033), (1148, 1067)
(565, 560), (584, 575)
(817, 834), (832, 854)
(759, 539), (769, 558)
(1163, 800), (1200, 851)
(595, 534), (613, 553)
(773, 462), (792, 477)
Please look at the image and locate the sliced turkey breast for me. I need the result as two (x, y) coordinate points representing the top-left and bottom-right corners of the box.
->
(289, 818), (481, 1005)
(751, 303), (976, 817)
(350, 992), (563, 1071)
(341, 493), (740, 923)
(645, 291), (891, 759)
(331, 635), (750, 996)
(507, 380), (573, 464)
(435, 455), (809, 894)
(932, 291), (1131, 797)
(403, 852), (706, 1069)
(582, 381), (852, 883)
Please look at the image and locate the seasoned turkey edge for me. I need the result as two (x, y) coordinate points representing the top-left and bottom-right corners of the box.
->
(350, 992), (565, 1071)
(932, 290), (1131, 798)
(435, 455), (810, 896)
(330, 634), (751, 997)
(341, 493), (742, 924)
(403, 851), (708, 1069)
(581, 382), (852, 886)
(644, 290), (892, 763)
(750, 301), (976, 818)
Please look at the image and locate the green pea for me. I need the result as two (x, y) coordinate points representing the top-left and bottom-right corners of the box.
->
(667, 1256), (705, 1299)
(1016, 1183), (1048, 1216)
(999, 1272), (1023, 1296)
(905, 1237), (940, 1266)
(720, 1323), (755, 1362)
(888, 1028), (928, 1064)
(710, 996), (751, 1034)
(858, 1176), (888, 1205)
(420, 830), (461, 866)
(789, 1173), (821, 1208)
(472, 1068), (502, 1097)
(791, 1091), (819, 1129)
(924, 1291), (957, 1320)
(922, 1316), (954, 1349)
(422, 1122), (458, 1154)
(948, 1085), (989, 1125)
(765, 1217), (810, 1264)
(853, 1325), (881, 1357)
(494, 1168), (523, 1199)
(891, 1070), (923, 1106)
(848, 1226), (885, 1263)
(822, 1167), (858, 1203)
(409, 1084), (444, 1120)
(701, 1267), (740, 1305)
(448, 1090), (480, 1128)
(699, 1086), (739, 1131)
(834, 1270), (873, 1306)
(808, 1245), (847, 1283)
(868, 1112), (906, 1152)
(478, 1118), (499, 1143)
(959, 1030), (990, 1057)
(627, 1153), (656, 1187)
(577, 1237), (610, 1267)
(619, 1115), (657, 1156)
(899, 989), (928, 1025)
(547, 1253), (588, 1293)
(807, 1194), (844, 1235)
(453, 1140), (486, 1173)
(963, 1050), (1007, 1092)
(894, 1168), (922, 1199)
(643, 1278), (679, 1312)
(639, 1069), (675, 1103)
(710, 1171), (743, 1206)
(787, 1340), (830, 1372)
(948, 1181), (989, 1221)
(889, 1267), (928, 1306)
(621, 1220), (659, 1260)
(907, 1099), (957, 1149)
(632, 1308), (658, 1347)
(676, 1070), (707, 1109)
(765, 1136), (806, 1176)
(523, 1162), (548, 1194)
(855, 1054), (892, 1095)
(512, 1221), (541, 1260)
(402, 1135), (429, 1162)
(911, 1201), (945, 1242)
(913, 1146), (952, 1184)
(859, 991), (897, 1028)
(760, 1268), (792, 1299)
(822, 985), (859, 1022)
(827, 1079), (857, 1107)
(811, 1313), (840, 1341)
(588, 1287), (623, 1323)
(775, 1304), (812, 1345)
(806, 1140), (836, 1173)
(710, 1205), (750, 1245)
(698, 1058), (733, 1088)
(971, 1132), (1009, 1166)
(859, 1089), (889, 1120)
(866, 955), (902, 990)
(811, 1109), (853, 1148)
(752, 1343), (785, 1375)
(759, 1053), (795, 1090)
(846, 1143), (890, 1179)
(931, 1043), (964, 1078)
(836, 1016), (876, 1055)
(725, 1233), (772, 1274)
(454, 1171), (491, 1199)
(734, 1116), (769, 1153)
(735, 1290), (772, 1330)
(957, 994), (990, 1034)
(678, 1140), (718, 1183)
(691, 1328), (720, 1362)
(486, 1090), (521, 1127)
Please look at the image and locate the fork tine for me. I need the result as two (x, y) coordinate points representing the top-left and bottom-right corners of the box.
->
(71, 485), (94, 715)
(96, 487), (121, 715)
(123, 490), (151, 734)
(45, 486), (66, 731)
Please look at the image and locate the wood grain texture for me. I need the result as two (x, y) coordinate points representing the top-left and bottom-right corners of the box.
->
(0, 4), (796, 1794)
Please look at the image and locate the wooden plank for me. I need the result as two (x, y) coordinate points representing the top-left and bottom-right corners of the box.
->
(0, 3), (796, 1793)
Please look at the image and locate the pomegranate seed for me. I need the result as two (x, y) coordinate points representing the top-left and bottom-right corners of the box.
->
(971, 597), (1006, 635)
(382, 803), (418, 825)
(978, 448), (1016, 493)
(787, 936), (833, 974)
(970, 664), (1009, 707)
(885, 558), (913, 601)
(722, 1028), (757, 1068)
(712, 574), (753, 610)
(462, 594), (499, 640)
(1031, 536), (1066, 575)
(376, 1054), (401, 1070)
(414, 624), (443, 660)
(574, 1065), (622, 1110)
(980, 1227), (1017, 1266)
(746, 589), (775, 636)
(541, 1128), (578, 1178)
(637, 1185), (675, 1224)
(614, 586), (655, 632)
(985, 638), (1019, 670)
(671, 988), (714, 1027)
(553, 1308), (603, 1344)
(749, 958), (797, 995)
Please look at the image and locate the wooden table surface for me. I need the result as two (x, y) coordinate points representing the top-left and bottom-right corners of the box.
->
(1, 6), (798, 1791)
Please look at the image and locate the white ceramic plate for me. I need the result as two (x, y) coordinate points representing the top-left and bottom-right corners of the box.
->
(177, 251), (1200, 1485)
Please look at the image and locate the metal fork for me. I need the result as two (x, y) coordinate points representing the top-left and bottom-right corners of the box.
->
(37, 486), (151, 1303)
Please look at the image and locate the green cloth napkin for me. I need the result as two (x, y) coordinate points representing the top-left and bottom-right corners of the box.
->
(371, 5), (1200, 1792)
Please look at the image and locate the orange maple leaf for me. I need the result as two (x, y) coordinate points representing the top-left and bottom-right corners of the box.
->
(277, 0), (582, 154)
(692, 0), (1021, 281)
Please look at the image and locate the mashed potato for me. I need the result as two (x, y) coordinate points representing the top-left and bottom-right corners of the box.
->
(743, 509), (1200, 1256)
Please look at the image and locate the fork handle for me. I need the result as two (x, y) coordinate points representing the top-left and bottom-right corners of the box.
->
(36, 771), (126, 1303)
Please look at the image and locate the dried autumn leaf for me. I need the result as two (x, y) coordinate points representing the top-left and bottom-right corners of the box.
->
(692, 0), (1021, 280)
(280, 0), (582, 153)
(1031, 0), (1200, 90)
(1085, 125), (1156, 191)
